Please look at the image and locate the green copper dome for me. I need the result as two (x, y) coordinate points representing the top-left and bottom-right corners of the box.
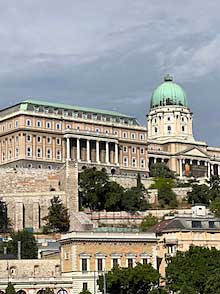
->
(150, 75), (188, 109)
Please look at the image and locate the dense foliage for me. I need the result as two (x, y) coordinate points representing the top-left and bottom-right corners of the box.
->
(7, 230), (38, 259)
(79, 168), (149, 212)
(139, 214), (158, 231)
(97, 263), (160, 294)
(187, 184), (210, 205)
(150, 177), (178, 208)
(150, 162), (175, 179)
(166, 246), (220, 294)
(0, 198), (11, 232)
(43, 196), (70, 233)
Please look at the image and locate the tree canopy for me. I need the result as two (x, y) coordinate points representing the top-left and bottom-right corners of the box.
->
(166, 246), (220, 294)
(0, 198), (11, 233)
(7, 230), (38, 259)
(150, 162), (175, 179)
(97, 263), (160, 294)
(139, 214), (158, 231)
(79, 168), (149, 212)
(187, 184), (210, 205)
(78, 291), (92, 294)
(150, 177), (178, 208)
(43, 196), (70, 233)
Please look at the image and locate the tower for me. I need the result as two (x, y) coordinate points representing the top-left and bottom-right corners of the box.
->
(147, 75), (194, 142)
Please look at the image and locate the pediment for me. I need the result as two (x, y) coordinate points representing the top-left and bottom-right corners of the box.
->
(181, 147), (208, 158)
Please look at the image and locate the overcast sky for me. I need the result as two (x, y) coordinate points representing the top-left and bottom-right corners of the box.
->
(0, 1), (219, 145)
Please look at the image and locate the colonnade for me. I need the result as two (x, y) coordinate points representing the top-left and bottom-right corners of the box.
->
(66, 136), (119, 165)
(179, 158), (220, 178)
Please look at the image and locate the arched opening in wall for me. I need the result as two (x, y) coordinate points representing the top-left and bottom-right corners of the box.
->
(82, 166), (87, 170)
(101, 168), (106, 173)
(17, 290), (26, 294)
(50, 187), (56, 191)
(37, 290), (45, 294)
(57, 289), (68, 294)
(111, 168), (116, 175)
(0, 290), (5, 294)
(92, 167), (96, 171)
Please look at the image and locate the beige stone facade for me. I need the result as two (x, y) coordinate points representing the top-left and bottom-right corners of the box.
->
(0, 100), (148, 176)
(60, 231), (158, 293)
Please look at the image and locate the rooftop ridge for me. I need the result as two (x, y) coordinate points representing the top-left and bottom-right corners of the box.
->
(22, 99), (136, 119)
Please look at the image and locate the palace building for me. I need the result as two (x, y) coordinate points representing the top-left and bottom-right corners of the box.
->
(0, 74), (219, 179)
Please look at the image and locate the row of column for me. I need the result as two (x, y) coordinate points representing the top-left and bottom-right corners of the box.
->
(66, 137), (119, 165)
(179, 158), (220, 178)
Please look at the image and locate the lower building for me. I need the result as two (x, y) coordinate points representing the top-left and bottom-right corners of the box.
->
(60, 230), (158, 294)
(149, 205), (220, 277)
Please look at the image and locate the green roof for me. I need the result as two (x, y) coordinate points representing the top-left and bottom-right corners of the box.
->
(150, 75), (188, 109)
(22, 99), (135, 119)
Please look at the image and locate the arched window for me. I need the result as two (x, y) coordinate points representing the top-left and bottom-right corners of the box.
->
(0, 290), (5, 294)
(37, 290), (45, 294)
(57, 289), (68, 294)
(17, 290), (26, 294)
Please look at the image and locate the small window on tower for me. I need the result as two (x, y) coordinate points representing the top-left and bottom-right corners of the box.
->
(182, 126), (185, 132)
(155, 127), (158, 133)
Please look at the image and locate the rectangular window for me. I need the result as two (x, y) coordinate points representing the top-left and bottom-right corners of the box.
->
(56, 123), (61, 130)
(141, 159), (145, 168)
(47, 148), (51, 159)
(27, 135), (32, 142)
(15, 136), (19, 144)
(47, 137), (51, 144)
(127, 259), (133, 269)
(97, 259), (103, 272)
(123, 157), (128, 167)
(140, 133), (145, 140)
(192, 221), (202, 228)
(209, 221), (215, 229)
(142, 258), (148, 265)
(26, 147), (32, 157)
(112, 258), (118, 268)
(131, 133), (136, 139)
(36, 120), (42, 127)
(37, 148), (42, 158)
(15, 148), (19, 158)
(140, 148), (144, 154)
(83, 283), (88, 291)
(56, 138), (61, 145)
(56, 150), (61, 160)
(26, 119), (31, 127)
(37, 136), (42, 143)
(15, 120), (18, 128)
(82, 259), (88, 272)
(122, 132), (127, 139)
(132, 147), (136, 153)
(123, 146), (127, 152)
(46, 121), (51, 129)
(132, 158), (137, 168)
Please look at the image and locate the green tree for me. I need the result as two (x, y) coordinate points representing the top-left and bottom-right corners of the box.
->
(5, 282), (16, 294)
(0, 198), (11, 232)
(79, 167), (109, 210)
(7, 230), (38, 259)
(187, 184), (210, 205)
(102, 181), (124, 211)
(209, 197), (220, 217)
(204, 269), (220, 294)
(43, 196), (69, 233)
(45, 288), (54, 294)
(139, 214), (158, 231)
(166, 246), (220, 294)
(151, 178), (177, 208)
(97, 263), (160, 294)
(150, 162), (175, 178)
(208, 175), (220, 201)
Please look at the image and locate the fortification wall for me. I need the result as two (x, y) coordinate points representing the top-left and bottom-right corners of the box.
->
(0, 163), (78, 232)
(110, 175), (154, 189)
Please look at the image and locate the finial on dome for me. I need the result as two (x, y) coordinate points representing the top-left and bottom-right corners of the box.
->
(164, 74), (173, 82)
